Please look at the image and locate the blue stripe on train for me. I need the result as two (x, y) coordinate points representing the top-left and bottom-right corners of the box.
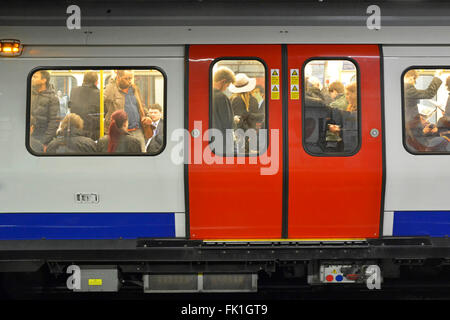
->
(393, 211), (450, 237)
(0, 213), (175, 240)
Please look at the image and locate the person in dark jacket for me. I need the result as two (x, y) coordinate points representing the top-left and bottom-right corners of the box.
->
(69, 71), (100, 141)
(97, 110), (141, 153)
(437, 76), (450, 133)
(30, 70), (60, 146)
(406, 113), (448, 152)
(305, 76), (327, 108)
(29, 115), (44, 153)
(145, 104), (164, 155)
(404, 69), (443, 122)
(46, 113), (97, 153)
(211, 66), (236, 155)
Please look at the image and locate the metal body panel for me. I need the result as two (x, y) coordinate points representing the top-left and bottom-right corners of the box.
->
(188, 45), (283, 239)
(5, 26), (450, 46)
(0, 46), (185, 217)
(287, 45), (383, 239)
(383, 46), (450, 211)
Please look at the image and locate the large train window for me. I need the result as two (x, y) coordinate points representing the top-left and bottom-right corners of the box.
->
(210, 59), (267, 156)
(302, 59), (360, 156)
(27, 68), (166, 156)
(402, 68), (450, 154)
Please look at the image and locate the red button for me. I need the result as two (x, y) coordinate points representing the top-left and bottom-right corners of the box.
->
(326, 275), (334, 282)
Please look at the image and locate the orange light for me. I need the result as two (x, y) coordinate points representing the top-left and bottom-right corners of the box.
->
(0, 39), (23, 57)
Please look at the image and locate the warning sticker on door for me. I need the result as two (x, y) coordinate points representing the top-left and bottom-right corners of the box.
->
(271, 69), (280, 84)
(271, 84), (280, 100)
(290, 69), (299, 100)
(271, 69), (280, 100)
(290, 84), (299, 100)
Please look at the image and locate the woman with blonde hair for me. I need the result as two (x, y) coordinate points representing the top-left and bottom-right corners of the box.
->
(46, 113), (97, 153)
(345, 82), (358, 112)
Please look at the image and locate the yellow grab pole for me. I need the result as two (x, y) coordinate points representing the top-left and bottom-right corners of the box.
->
(99, 70), (104, 137)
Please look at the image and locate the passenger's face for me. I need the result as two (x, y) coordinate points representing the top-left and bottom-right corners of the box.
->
(149, 109), (162, 122)
(329, 90), (338, 99)
(32, 72), (45, 89)
(118, 71), (133, 90)
(406, 76), (416, 85)
(345, 90), (356, 105)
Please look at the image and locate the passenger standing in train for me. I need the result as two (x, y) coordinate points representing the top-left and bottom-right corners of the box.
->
(29, 115), (44, 153)
(328, 81), (348, 111)
(229, 73), (264, 153)
(145, 104), (164, 155)
(56, 90), (69, 119)
(305, 76), (326, 107)
(252, 84), (266, 129)
(46, 113), (97, 153)
(212, 66), (236, 154)
(438, 76), (450, 132)
(30, 70), (60, 147)
(404, 69), (443, 122)
(339, 82), (358, 152)
(69, 72), (101, 141)
(97, 110), (142, 153)
(104, 70), (151, 152)
(344, 82), (357, 112)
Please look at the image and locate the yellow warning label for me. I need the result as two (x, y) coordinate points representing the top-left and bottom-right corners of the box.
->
(290, 84), (299, 100)
(271, 69), (280, 85)
(290, 69), (299, 85)
(271, 84), (280, 100)
(88, 279), (103, 286)
(332, 270), (337, 274)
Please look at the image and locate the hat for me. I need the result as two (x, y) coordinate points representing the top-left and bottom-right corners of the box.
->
(228, 73), (256, 93)
(418, 105), (435, 118)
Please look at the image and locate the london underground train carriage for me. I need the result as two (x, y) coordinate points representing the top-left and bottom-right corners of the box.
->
(2, 1), (450, 292)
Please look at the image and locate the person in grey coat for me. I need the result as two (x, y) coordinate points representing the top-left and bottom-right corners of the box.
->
(404, 69), (443, 122)
(30, 70), (60, 146)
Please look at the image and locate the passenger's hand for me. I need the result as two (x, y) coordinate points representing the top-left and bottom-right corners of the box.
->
(234, 115), (241, 123)
(328, 124), (341, 133)
(141, 116), (152, 125)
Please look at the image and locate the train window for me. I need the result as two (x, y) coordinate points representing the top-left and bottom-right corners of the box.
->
(302, 59), (360, 156)
(402, 68), (450, 154)
(210, 59), (267, 156)
(28, 68), (166, 156)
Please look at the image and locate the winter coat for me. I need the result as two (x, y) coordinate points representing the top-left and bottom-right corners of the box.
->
(146, 120), (164, 155)
(231, 95), (264, 131)
(404, 77), (442, 122)
(329, 94), (348, 111)
(69, 84), (100, 141)
(46, 128), (97, 154)
(97, 133), (142, 153)
(103, 79), (148, 131)
(31, 88), (60, 145)
(212, 88), (234, 135)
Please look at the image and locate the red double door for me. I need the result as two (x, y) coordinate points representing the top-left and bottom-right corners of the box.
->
(188, 44), (383, 240)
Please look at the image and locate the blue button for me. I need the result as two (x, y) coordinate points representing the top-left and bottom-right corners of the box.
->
(336, 275), (343, 282)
